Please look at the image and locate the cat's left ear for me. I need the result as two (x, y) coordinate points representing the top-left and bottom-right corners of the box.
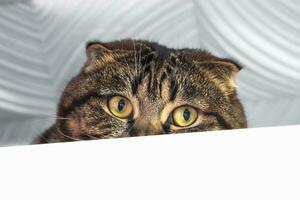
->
(217, 58), (243, 74)
(194, 58), (243, 91)
(214, 58), (243, 86)
(83, 42), (114, 72)
(213, 58), (243, 90)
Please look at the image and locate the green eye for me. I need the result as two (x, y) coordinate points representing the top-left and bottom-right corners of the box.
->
(108, 96), (133, 118)
(172, 106), (198, 127)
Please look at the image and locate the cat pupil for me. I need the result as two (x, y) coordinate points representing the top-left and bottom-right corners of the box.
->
(183, 109), (190, 121)
(118, 99), (126, 111)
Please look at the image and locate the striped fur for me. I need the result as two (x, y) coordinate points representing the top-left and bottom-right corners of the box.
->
(32, 39), (247, 144)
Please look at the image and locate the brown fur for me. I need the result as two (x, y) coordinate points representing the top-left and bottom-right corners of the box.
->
(32, 39), (247, 144)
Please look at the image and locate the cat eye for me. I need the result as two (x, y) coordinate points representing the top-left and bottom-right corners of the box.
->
(108, 96), (133, 118)
(172, 106), (198, 127)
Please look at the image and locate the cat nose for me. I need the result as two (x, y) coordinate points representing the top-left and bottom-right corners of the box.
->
(145, 122), (163, 135)
(130, 119), (164, 136)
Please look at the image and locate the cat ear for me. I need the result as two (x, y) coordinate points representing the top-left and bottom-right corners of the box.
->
(212, 59), (243, 90)
(83, 42), (114, 72)
(216, 58), (243, 74)
(194, 58), (243, 93)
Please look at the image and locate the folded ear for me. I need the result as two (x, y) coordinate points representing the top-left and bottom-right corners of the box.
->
(213, 58), (242, 83)
(84, 42), (115, 72)
(194, 58), (243, 97)
(217, 59), (243, 90)
(214, 59), (243, 91)
(195, 57), (242, 76)
(216, 58), (243, 74)
(83, 40), (155, 72)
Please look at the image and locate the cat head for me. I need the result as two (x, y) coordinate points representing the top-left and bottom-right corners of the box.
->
(55, 39), (247, 141)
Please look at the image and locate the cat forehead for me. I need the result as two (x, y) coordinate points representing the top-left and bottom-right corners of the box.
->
(86, 41), (218, 92)
(83, 39), (241, 101)
(92, 56), (213, 100)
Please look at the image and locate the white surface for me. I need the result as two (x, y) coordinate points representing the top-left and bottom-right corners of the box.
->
(0, 0), (300, 145)
(0, 125), (300, 200)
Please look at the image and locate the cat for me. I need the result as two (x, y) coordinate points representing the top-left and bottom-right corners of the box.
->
(32, 39), (247, 144)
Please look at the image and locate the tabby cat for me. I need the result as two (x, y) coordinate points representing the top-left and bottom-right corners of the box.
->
(33, 39), (247, 144)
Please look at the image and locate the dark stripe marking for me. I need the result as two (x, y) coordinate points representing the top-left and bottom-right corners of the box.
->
(61, 92), (102, 117)
(131, 76), (139, 95)
(170, 79), (178, 101)
(159, 72), (167, 97)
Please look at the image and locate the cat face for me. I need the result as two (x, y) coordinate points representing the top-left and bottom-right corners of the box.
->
(56, 39), (247, 141)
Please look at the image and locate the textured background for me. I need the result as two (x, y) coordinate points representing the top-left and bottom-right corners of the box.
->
(0, 0), (300, 146)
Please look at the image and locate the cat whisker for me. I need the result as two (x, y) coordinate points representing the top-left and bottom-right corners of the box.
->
(82, 133), (99, 140)
(28, 116), (71, 124)
(132, 39), (138, 70)
(56, 126), (81, 141)
(120, 42), (131, 69)
(80, 128), (112, 139)
(138, 41), (142, 67)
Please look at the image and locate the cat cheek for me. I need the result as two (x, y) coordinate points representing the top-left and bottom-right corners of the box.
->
(66, 118), (85, 138)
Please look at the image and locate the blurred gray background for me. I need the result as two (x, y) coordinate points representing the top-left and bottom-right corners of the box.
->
(0, 0), (300, 146)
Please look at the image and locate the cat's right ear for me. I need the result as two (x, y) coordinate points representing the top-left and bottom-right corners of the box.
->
(83, 42), (113, 72)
